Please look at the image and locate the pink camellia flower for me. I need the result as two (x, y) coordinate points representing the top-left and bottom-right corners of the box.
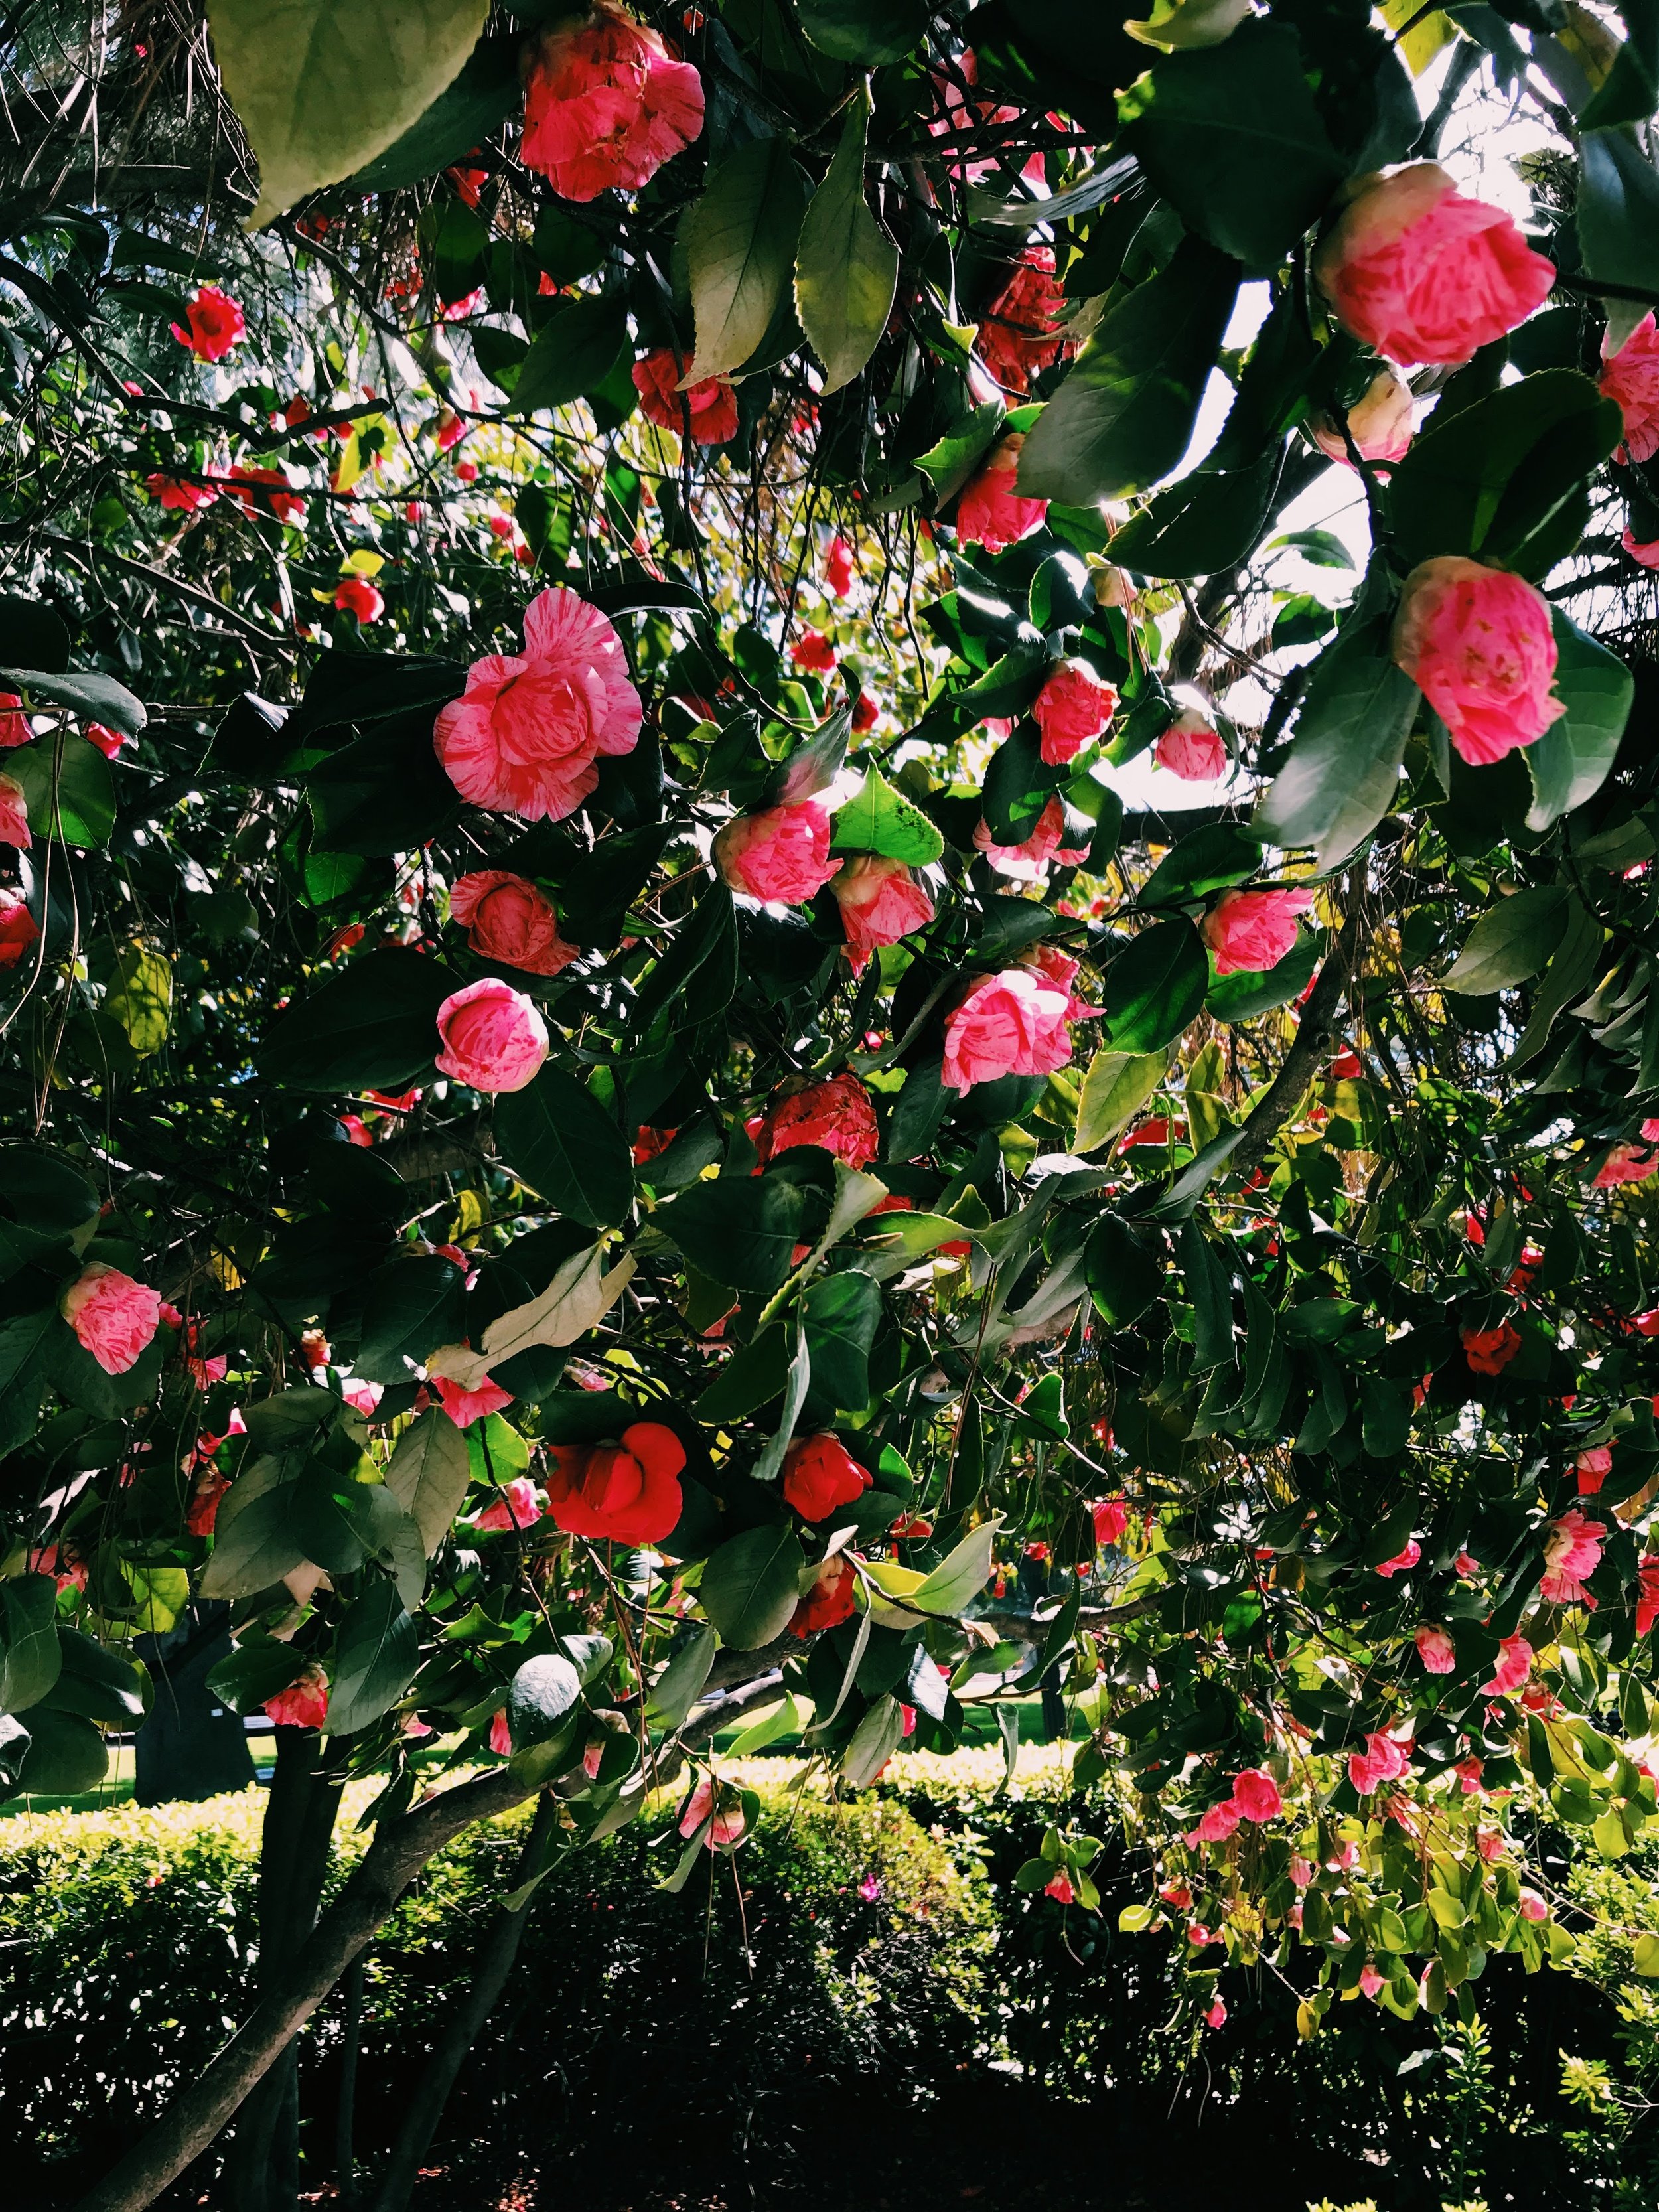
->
(1392, 557), (1563, 766)
(757, 1071), (879, 1171)
(61, 1262), (163, 1376)
(1481, 1634), (1533, 1697)
(1091, 1497), (1131, 1548)
(0, 694), (29, 747)
(1033, 658), (1117, 765)
(974, 796), (1089, 881)
(489, 1710), (513, 1756)
(449, 870), (579, 976)
(1160, 1881), (1192, 1910)
(435, 586), (642, 822)
(1518, 1887), (1548, 1922)
(781, 1431), (873, 1522)
(1637, 1557), (1659, 1636)
(145, 472), (217, 512)
(680, 1774), (747, 1847)
(521, 1), (704, 200)
(1309, 366), (1415, 465)
(1375, 1538), (1421, 1577)
(0, 893), (38, 971)
(1540, 1505), (1606, 1606)
(979, 246), (1074, 394)
(1021, 944), (1100, 1023)
(1461, 1320), (1522, 1374)
(1155, 708), (1227, 782)
(1202, 887), (1313, 976)
(956, 433), (1047, 552)
(265, 1664), (330, 1731)
(1594, 1142), (1659, 1188)
(1205, 1994), (1227, 2028)
(474, 1476), (545, 1532)
(1187, 1921), (1216, 1947)
(171, 283), (246, 362)
(1601, 312), (1659, 463)
(1044, 1869), (1076, 1904)
(1190, 1801), (1240, 1844)
(631, 349), (738, 445)
(1415, 1625), (1456, 1674)
(433, 1372), (515, 1428)
(942, 966), (1072, 1092)
(340, 1378), (382, 1416)
(831, 855), (934, 959)
(1453, 1756), (1484, 1793)
(333, 574), (383, 624)
(1575, 1444), (1613, 1495)
(1311, 162), (1555, 366)
(1625, 529), (1659, 568)
(1289, 1855), (1315, 1889)
(713, 799), (838, 904)
(84, 722), (127, 760)
(546, 1422), (685, 1544)
(0, 773), (33, 851)
(1475, 1827), (1504, 1862)
(1348, 1731), (1409, 1796)
(1358, 1962), (1385, 1999)
(1231, 1769), (1281, 1824)
(435, 977), (549, 1093)
(824, 534), (855, 597)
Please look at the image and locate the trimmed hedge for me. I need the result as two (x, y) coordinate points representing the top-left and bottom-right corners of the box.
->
(0, 1751), (1644, 2209)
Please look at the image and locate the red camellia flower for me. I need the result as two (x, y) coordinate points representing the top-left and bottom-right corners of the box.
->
(0, 893), (38, 970)
(0, 695), (29, 748)
(1575, 1444), (1613, 1495)
(61, 1262), (163, 1375)
(1601, 312), (1659, 463)
(1374, 1537), (1421, 1577)
(942, 967), (1072, 1092)
(144, 473), (217, 512)
(789, 628), (837, 673)
(851, 690), (879, 733)
(1312, 162), (1554, 366)
(171, 282), (246, 362)
(756, 1070), (879, 1170)
(1637, 1558), (1659, 1637)
(713, 799), (838, 904)
(435, 978), (549, 1093)
(84, 722), (127, 759)
(184, 1467), (230, 1536)
(434, 585), (642, 820)
(449, 869), (580, 976)
(823, 534), (855, 597)
(1462, 1320), (1522, 1374)
(978, 246), (1073, 394)
(1090, 1497), (1130, 1548)
(521, 1), (704, 201)
(790, 1554), (859, 1635)
(631, 349), (739, 444)
(333, 573), (384, 624)
(1392, 557), (1563, 765)
(831, 855), (934, 958)
(1032, 658), (1116, 765)
(221, 466), (307, 525)
(781, 1432), (872, 1521)
(1624, 528), (1659, 569)
(1202, 887), (1313, 976)
(545, 1420), (686, 1544)
(264, 1664), (329, 1731)
(955, 433), (1046, 552)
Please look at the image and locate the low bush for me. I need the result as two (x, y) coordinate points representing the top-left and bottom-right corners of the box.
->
(0, 1753), (1648, 2210)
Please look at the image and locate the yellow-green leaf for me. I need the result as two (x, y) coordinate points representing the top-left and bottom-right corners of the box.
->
(106, 944), (173, 1057)
(794, 88), (899, 395)
(206, 0), (492, 229)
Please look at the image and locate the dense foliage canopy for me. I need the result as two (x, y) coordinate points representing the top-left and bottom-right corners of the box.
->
(9, 0), (1659, 2201)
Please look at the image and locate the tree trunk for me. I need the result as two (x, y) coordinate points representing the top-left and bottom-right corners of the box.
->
(366, 1794), (558, 2212)
(228, 1728), (345, 2212)
(336, 1958), (365, 2207)
(74, 1761), (538, 2212)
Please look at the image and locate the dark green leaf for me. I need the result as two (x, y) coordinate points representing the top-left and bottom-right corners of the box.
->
(794, 88), (897, 394)
(509, 297), (630, 415)
(346, 33), (520, 192)
(259, 948), (452, 1092)
(1084, 1214), (1163, 1327)
(7, 733), (116, 848)
(1106, 449), (1284, 580)
(797, 0), (926, 62)
(1206, 925), (1321, 1021)
(803, 1269), (882, 1412)
(685, 139), (808, 381)
(0, 1576), (60, 1713)
(1140, 823), (1261, 909)
(699, 1523), (806, 1648)
(659, 1173), (806, 1293)
(1015, 236), (1241, 503)
(1099, 920), (1208, 1052)
(1254, 616), (1419, 865)
(494, 1065), (635, 1229)
(327, 1578), (418, 1735)
(1524, 610), (1634, 830)
(17, 1709), (107, 1796)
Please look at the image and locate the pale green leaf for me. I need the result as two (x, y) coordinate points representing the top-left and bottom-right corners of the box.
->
(794, 90), (899, 395)
(684, 139), (807, 382)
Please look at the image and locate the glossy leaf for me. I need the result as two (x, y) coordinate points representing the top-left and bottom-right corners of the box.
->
(794, 89), (898, 395)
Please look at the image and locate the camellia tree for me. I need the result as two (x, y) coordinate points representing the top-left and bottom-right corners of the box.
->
(9, 0), (1659, 2204)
